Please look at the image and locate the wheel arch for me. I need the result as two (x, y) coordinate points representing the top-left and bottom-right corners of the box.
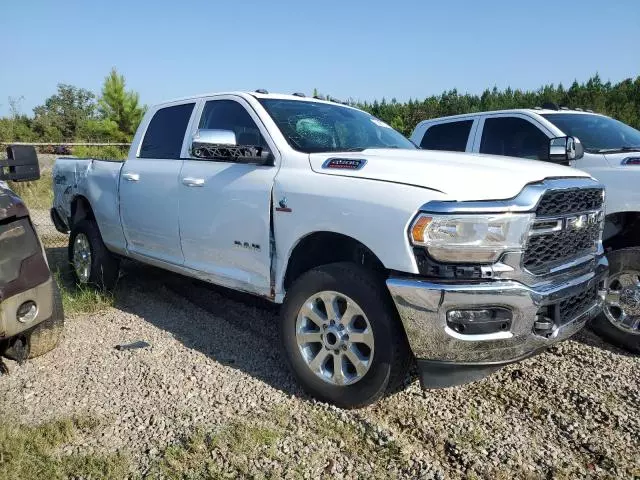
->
(281, 231), (387, 292)
(70, 195), (96, 227)
(603, 211), (640, 251)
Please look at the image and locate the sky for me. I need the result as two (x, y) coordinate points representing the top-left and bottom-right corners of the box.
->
(1, 0), (639, 116)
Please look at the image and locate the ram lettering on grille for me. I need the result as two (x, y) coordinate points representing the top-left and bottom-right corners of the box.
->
(523, 188), (604, 275)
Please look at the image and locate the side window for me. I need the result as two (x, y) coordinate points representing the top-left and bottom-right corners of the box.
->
(139, 103), (195, 159)
(420, 120), (473, 151)
(480, 117), (549, 160)
(199, 100), (266, 148)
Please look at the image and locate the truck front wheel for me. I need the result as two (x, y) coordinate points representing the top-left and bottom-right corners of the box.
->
(591, 248), (640, 353)
(68, 219), (120, 290)
(280, 262), (411, 408)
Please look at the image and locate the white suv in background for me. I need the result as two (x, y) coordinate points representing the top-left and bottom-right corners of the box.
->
(411, 107), (640, 353)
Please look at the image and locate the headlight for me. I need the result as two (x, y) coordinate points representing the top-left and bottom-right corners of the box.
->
(410, 213), (534, 263)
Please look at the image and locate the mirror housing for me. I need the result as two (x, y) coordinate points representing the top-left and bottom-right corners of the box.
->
(190, 129), (273, 165)
(192, 129), (237, 150)
(0, 145), (41, 182)
(549, 136), (584, 163)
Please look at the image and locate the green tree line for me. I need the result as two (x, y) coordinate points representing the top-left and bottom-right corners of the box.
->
(0, 68), (145, 143)
(351, 74), (640, 136)
(1, 73), (639, 143)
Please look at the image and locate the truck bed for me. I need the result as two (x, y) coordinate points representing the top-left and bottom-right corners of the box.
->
(52, 157), (126, 251)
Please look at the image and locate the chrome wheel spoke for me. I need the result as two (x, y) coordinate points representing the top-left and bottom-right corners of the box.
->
(332, 354), (347, 385)
(605, 290), (621, 307)
(296, 330), (323, 345)
(339, 303), (358, 327)
(344, 347), (369, 377)
(300, 303), (326, 328)
(618, 311), (630, 325)
(308, 349), (330, 374)
(320, 293), (340, 321)
(347, 330), (374, 349)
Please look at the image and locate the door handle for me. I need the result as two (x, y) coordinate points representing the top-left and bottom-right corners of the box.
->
(122, 172), (140, 182)
(182, 177), (205, 187)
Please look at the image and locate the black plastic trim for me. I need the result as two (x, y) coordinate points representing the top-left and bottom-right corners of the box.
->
(417, 350), (542, 388)
(50, 208), (70, 234)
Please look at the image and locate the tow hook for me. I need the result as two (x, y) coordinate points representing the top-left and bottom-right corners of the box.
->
(533, 316), (555, 337)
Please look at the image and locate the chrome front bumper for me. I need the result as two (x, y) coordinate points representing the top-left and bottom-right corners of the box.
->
(387, 256), (608, 366)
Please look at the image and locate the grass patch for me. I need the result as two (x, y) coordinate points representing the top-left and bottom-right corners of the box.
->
(151, 420), (283, 479)
(307, 410), (405, 475)
(54, 271), (115, 317)
(73, 145), (127, 160)
(7, 172), (53, 210)
(0, 417), (129, 480)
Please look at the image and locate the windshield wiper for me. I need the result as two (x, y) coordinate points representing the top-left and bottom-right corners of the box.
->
(595, 146), (640, 153)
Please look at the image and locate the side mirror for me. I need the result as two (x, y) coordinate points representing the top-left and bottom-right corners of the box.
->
(549, 136), (584, 163)
(0, 145), (41, 182)
(192, 129), (237, 153)
(191, 128), (272, 165)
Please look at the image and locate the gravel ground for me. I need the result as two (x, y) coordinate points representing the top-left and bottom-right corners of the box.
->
(1, 251), (639, 479)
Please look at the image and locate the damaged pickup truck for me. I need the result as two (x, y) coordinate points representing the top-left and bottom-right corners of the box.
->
(1, 146), (64, 367)
(52, 91), (607, 407)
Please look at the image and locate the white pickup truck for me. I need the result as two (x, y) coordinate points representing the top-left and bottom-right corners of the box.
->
(411, 107), (640, 353)
(52, 92), (608, 407)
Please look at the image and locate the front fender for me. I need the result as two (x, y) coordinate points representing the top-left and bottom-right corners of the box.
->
(272, 169), (447, 299)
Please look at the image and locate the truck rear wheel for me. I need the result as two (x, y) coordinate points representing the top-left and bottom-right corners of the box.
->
(590, 248), (640, 353)
(280, 262), (411, 408)
(4, 281), (65, 361)
(68, 219), (120, 290)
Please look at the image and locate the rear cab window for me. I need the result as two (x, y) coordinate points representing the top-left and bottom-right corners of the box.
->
(139, 103), (196, 159)
(420, 120), (473, 151)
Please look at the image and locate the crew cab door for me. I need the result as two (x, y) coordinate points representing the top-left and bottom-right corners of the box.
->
(473, 114), (554, 161)
(415, 118), (478, 153)
(178, 96), (279, 296)
(119, 101), (196, 264)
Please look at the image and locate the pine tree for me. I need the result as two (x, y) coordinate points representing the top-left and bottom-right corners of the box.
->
(98, 68), (146, 141)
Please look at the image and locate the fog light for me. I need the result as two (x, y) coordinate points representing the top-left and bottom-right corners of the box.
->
(16, 301), (37, 323)
(447, 308), (512, 335)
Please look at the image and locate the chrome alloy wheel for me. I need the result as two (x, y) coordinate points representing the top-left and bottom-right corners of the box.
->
(603, 270), (640, 334)
(295, 291), (375, 386)
(72, 233), (92, 283)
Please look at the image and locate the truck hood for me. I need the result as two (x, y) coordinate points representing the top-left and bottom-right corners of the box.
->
(0, 181), (29, 221)
(309, 149), (590, 201)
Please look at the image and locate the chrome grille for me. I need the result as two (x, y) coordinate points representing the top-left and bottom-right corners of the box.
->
(536, 188), (603, 217)
(559, 285), (598, 324)
(523, 188), (604, 275)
